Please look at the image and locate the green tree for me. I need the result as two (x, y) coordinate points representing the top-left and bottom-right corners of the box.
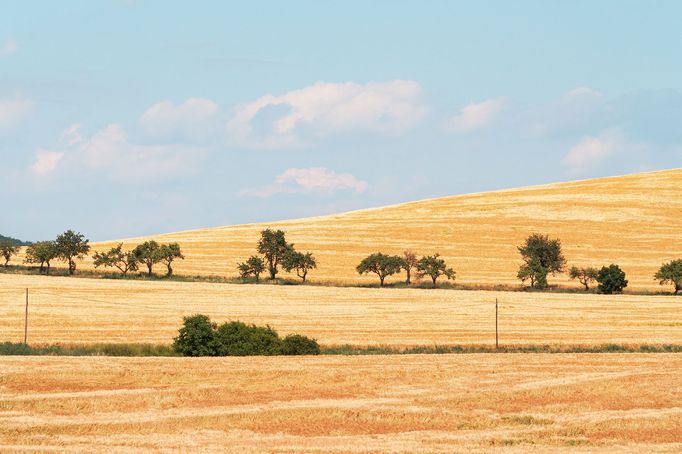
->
(172, 314), (219, 356)
(416, 254), (456, 288)
(569, 266), (599, 290)
(156, 243), (184, 277)
(517, 233), (566, 289)
(55, 230), (90, 275)
(654, 259), (682, 295)
(517, 257), (544, 289)
(0, 240), (18, 266)
(282, 248), (317, 283)
(356, 252), (403, 286)
(237, 255), (266, 282)
(257, 229), (290, 279)
(402, 250), (418, 285)
(133, 241), (161, 276)
(597, 264), (628, 294)
(92, 244), (138, 275)
(24, 241), (58, 274)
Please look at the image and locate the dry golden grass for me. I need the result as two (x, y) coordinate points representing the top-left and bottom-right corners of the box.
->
(1, 354), (681, 452)
(1, 273), (680, 345)
(61, 167), (682, 291)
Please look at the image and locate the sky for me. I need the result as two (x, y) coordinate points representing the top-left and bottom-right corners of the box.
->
(2, 0), (682, 241)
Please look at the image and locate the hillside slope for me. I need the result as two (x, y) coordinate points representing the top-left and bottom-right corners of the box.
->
(91, 168), (682, 290)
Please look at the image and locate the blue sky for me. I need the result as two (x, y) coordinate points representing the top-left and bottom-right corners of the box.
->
(2, 0), (682, 241)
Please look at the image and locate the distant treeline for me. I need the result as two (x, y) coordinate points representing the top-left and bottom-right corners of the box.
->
(0, 234), (31, 247)
(2, 229), (682, 295)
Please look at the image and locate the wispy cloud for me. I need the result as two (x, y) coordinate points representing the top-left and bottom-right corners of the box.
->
(227, 80), (428, 148)
(562, 128), (622, 175)
(29, 123), (205, 182)
(0, 38), (18, 57)
(448, 97), (506, 133)
(0, 97), (34, 133)
(243, 167), (368, 197)
(30, 150), (64, 176)
(139, 98), (220, 143)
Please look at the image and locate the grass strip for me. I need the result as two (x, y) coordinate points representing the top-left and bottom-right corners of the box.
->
(1, 342), (681, 357)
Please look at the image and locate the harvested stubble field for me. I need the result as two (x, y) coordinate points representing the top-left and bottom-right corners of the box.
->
(1, 354), (681, 453)
(1, 274), (680, 346)
(74, 168), (682, 291)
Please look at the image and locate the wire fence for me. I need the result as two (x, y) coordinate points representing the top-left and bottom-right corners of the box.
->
(1, 285), (680, 346)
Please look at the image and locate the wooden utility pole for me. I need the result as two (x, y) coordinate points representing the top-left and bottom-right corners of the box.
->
(495, 298), (499, 350)
(24, 288), (28, 345)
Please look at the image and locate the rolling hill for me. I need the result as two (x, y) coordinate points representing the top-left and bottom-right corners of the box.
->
(89, 168), (682, 291)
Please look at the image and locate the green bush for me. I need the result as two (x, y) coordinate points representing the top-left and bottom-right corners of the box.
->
(597, 264), (628, 294)
(172, 314), (219, 356)
(171, 315), (321, 356)
(281, 334), (320, 355)
(0, 342), (34, 355)
(215, 321), (282, 356)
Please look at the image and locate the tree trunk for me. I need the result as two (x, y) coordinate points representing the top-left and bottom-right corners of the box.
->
(379, 275), (385, 286)
(255, 273), (260, 283)
(39, 262), (45, 274)
(675, 284), (680, 295)
(46, 261), (51, 275)
(301, 271), (307, 283)
(147, 261), (153, 276)
(68, 258), (75, 275)
(167, 262), (173, 277)
(432, 276), (437, 288)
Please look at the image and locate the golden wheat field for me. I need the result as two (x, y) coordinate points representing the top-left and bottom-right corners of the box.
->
(70, 168), (682, 291)
(1, 273), (680, 346)
(1, 354), (681, 453)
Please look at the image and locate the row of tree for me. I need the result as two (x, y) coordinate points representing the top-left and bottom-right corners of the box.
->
(0, 230), (184, 277)
(94, 241), (184, 276)
(517, 233), (682, 294)
(3, 228), (681, 294)
(3, 230), (90, 275)
(356, 251), (455, 287)
(237, 230), (458, 287)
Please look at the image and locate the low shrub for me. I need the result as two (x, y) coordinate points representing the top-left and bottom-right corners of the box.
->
(172, 315), (320, 356)
(173, 314), (219, 356)
(215, 321), (282, 356)
(0, 342), (33, 355)
(281, 334), (320, 355)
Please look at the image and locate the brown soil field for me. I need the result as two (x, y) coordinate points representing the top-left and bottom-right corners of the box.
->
(1, 274), (680, 346)
(66, 167), (682, 291)
(1, 354), (681, 453)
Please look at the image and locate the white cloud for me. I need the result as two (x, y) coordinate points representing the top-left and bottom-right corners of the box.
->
(30, 123), (204, 182)
(0, 98), (34, 133)
(0, 39), (17, 57)
(448, 97), (506, 133)
(244, 167), (368, 197)
(227, 80), (428, 148)
(561, 86), (603, 105)
(30, 150), (64, 176)
(62, 123), (84, 146)
(562, 129), (622, 174)
(77, 124), (203, 181)
(139, 98), (220, 143)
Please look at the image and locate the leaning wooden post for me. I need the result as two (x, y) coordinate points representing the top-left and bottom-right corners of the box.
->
(495, 298), (499, 350)
(24, 288), (29, 345)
